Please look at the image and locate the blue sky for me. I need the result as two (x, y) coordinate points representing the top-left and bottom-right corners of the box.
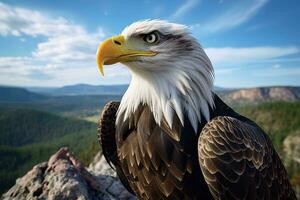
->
(0, 0), (299, 88)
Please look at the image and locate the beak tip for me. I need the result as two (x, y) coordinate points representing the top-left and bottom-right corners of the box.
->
(99, 66), (104, 76)
(97, 56), (104, 76)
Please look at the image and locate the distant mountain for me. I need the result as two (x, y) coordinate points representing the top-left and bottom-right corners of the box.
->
(25, 84), (232, 96)
(3, 84), (300, 106)
(213, 86), (235, 92)
(0, 86), (46, 103)
(0, 85), (121, 117)
(220, 86), (300, 105)
(25, 86), (57, 95)
(27, 84), (128, 96)
(32, 84), (231, 96)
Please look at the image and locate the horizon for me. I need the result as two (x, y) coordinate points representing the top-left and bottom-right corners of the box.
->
(0, 0), (300, 88)
(1, 82), (300, 90)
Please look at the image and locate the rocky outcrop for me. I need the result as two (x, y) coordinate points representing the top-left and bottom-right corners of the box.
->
(1, 147), (136, 200)
(228, 88), (266, 101)
(88, 153), (116, 177)
(221, 86), (300, 104)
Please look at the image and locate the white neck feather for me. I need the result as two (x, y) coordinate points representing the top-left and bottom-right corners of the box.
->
(116, 50), (215, 132)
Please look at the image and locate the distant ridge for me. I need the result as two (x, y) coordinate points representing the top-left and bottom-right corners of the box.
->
(2, 84), (300, 103)
(27, 84), (229, 96)
(221, 86), (300, 104)
(0, 86), (46, 103)
(27, 84), (128, 96)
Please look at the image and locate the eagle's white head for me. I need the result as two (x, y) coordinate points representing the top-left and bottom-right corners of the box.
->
(97, 20), (214, 132)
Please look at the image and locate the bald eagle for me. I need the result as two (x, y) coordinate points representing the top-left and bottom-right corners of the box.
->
(96, 20), (296, 200)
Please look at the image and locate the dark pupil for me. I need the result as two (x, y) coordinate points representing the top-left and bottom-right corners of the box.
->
(148, 34), (154, 42)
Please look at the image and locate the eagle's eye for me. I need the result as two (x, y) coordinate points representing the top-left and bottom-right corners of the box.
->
(143, 31), (159, 44)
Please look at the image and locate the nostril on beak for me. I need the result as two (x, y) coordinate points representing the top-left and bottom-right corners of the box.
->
(113, 40), (122, 45)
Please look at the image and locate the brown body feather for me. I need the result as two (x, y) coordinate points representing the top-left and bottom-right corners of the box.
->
(98, 95), (296, 200)
(199, 116), (296, 200)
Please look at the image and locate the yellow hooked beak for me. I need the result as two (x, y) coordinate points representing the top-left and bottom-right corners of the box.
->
(96, 35), (157, 76)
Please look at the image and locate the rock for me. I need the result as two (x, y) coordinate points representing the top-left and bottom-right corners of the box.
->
(87, 153), (136, 200)
(269, 87), (297, 101)
(1, 147), (136, 200)
(88, 153), (116, 177)
(221, 86), (300, 104)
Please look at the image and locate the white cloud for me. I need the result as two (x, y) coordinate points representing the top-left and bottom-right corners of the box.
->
(0, 2), (105, 63)
(32, 30), (105, 63)
(0, 2), (85, 37)
(205, 46), (299, 65)
(170, 0), (200, 20)
(191, 0), (268, 33)
(0, 2), (109, 86)
(0, 54), (117, 85)
(0, 56), (63, 78)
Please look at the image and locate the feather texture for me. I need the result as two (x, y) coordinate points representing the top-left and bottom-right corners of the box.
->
(199, 116), (296, 200)
(99, 95), (296, 200)
(116, 104), (213, 200)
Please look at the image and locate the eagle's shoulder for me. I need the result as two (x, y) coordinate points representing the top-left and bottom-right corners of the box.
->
(98, 101), (135, 194)
(98, 101), (120, 166)
(198, 116), (296, 200)
(200, 116), (271, 169)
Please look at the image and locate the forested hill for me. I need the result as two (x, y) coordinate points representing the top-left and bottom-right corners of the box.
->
(0, 107), (99, 194)
(0, 86), (46, 103)
(0, 107), (95, 147)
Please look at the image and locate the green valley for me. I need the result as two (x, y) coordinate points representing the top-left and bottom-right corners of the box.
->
(0, 108), (100, 194)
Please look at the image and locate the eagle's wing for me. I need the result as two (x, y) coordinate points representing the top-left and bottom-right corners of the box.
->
(198, 116), (296, 200)
(98, 101), (134, 194)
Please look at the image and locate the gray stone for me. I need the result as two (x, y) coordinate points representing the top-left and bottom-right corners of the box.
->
(1, 147), (136, 200)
